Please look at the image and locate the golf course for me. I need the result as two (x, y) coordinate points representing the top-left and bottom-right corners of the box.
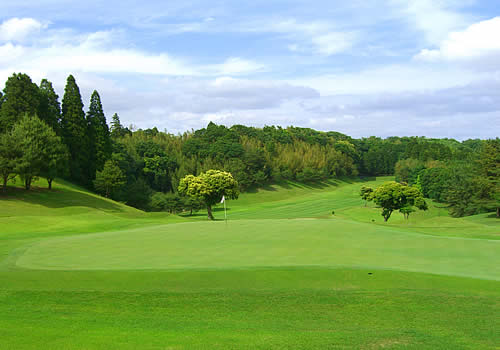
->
(0, 176), (498, 349)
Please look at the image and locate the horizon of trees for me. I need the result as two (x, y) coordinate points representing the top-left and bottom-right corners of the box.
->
(0, 72), (498, 218)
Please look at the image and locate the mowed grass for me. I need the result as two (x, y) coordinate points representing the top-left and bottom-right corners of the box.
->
(0, 177), (499, 349)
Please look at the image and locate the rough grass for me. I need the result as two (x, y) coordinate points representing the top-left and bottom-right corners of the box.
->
(0, 177), (498, 349)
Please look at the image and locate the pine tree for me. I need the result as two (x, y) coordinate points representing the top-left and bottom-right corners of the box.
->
(0, 73), (40, 133)
(86, 90), (111, 182)
(38, 79), (61, 135)
(110, 113), (129, 138)
(61, 75), (89, 184)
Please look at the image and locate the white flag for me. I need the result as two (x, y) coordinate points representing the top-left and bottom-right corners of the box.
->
(220, 195), (225, 203)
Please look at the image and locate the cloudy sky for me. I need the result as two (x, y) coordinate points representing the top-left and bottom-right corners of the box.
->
(1, 0), (499, 139)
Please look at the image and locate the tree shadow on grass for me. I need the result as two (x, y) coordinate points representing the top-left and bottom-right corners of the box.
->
(0, 185), (126, 213)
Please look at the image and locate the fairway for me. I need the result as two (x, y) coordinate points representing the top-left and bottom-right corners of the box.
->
(1, 177), (499, 349)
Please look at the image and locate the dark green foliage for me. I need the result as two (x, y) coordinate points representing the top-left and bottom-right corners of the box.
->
(136, 140), (178, 192)
(61, 75), (89, 184)
(183, 122), (244, 160)
(394, 158), (425, 184)
(124, 178), (152, 210)
(419, 166), (451, 202)
(0, 73), (40, 132)
(110, 113), (131, 138)
(86, 90), (111, 182)
(38, 79), (61, 134)
(150, 192), (184, 213)
(0, 132), (19, 190)
(478, 139), (500, 217)
(445, 171), (492, 217)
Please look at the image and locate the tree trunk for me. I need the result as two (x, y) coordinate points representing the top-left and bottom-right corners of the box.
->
(48, 178), (53, 190)
(207, 205), (214, 220)
(2, 176), (7, 192)
(25, 177), (32, 190)
(497, 207), (499, 218)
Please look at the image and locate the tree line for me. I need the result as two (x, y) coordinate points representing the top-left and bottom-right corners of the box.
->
(0, 72), (498, 218)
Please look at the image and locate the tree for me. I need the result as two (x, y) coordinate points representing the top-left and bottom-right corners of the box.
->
(394, 158), (424, 185)
(61, 75), (89, 184)
(110, 113), (130, 138)
(10, 115), (65, 190)
(41, 141), (69, 190)
(94, 160), (126, 198)
(0, 132), (20, 191)
(87, 90), (111, 181)
(478, 139), (500, 217)
(369, 181), (428, 222)
(38, 79), (61, 134)
(0, 73), (40, 132)
(178, 169), (239, 220)
(359, 185), (373, 207)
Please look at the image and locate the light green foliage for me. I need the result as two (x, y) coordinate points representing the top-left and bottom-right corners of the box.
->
(93, 160), (126, 198)
(359, 185), (373, 206)
(178, 169), (239, 219)
(9, 115), (65, 190)
(369, 181), (428, 221)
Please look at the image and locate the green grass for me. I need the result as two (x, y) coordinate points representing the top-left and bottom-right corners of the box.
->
(0, 177), (499, 349)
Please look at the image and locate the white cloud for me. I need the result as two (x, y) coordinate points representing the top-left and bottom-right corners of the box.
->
(415, 16), (500, 63)
(391, 0), (470, 44)
(0, 24), (264, 78)
(159, 17), (356, 56)
(289, 64), (486, 95)
(0, 18), (47, 42)
(208, 57), (266, 76)
(261, 19), (355, 56)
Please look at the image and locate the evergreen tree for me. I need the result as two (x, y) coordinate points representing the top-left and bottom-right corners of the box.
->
(61, 75), (89, 184)
(87, 90), (111, 182)
(110, 113), (130, 138)
(0, 73), (40, 133)
(38, 79), (62, 134)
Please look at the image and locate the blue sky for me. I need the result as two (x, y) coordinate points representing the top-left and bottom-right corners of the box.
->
(0, 0), (499, 139)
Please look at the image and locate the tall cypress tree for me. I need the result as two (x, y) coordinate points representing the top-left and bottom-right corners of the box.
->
(61, 75), (88, 184)
(86, 90), (111, 182)
(38, 79), (62, 135)
(0, 73), (40, 133)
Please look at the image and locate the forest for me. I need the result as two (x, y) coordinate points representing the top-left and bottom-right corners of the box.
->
(0, 72), (498, 217)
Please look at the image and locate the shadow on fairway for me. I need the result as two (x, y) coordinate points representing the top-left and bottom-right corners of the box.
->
(0, 185), (125, 213)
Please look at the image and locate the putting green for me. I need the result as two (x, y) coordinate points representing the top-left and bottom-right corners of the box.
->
(16, 218), (500, 280)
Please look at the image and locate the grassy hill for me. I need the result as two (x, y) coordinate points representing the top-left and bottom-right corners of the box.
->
(0, 177), (498, 349)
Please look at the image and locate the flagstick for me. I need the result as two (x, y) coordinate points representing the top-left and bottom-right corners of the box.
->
(224, 199), (227, 225)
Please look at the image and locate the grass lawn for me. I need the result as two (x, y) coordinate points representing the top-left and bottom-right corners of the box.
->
(0, 177), (498, 349)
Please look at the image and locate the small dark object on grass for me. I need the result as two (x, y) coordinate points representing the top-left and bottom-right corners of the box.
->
(332, 210), (335, 215)
(371, 219), (375, 222)
(368, 272), (373, 275)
